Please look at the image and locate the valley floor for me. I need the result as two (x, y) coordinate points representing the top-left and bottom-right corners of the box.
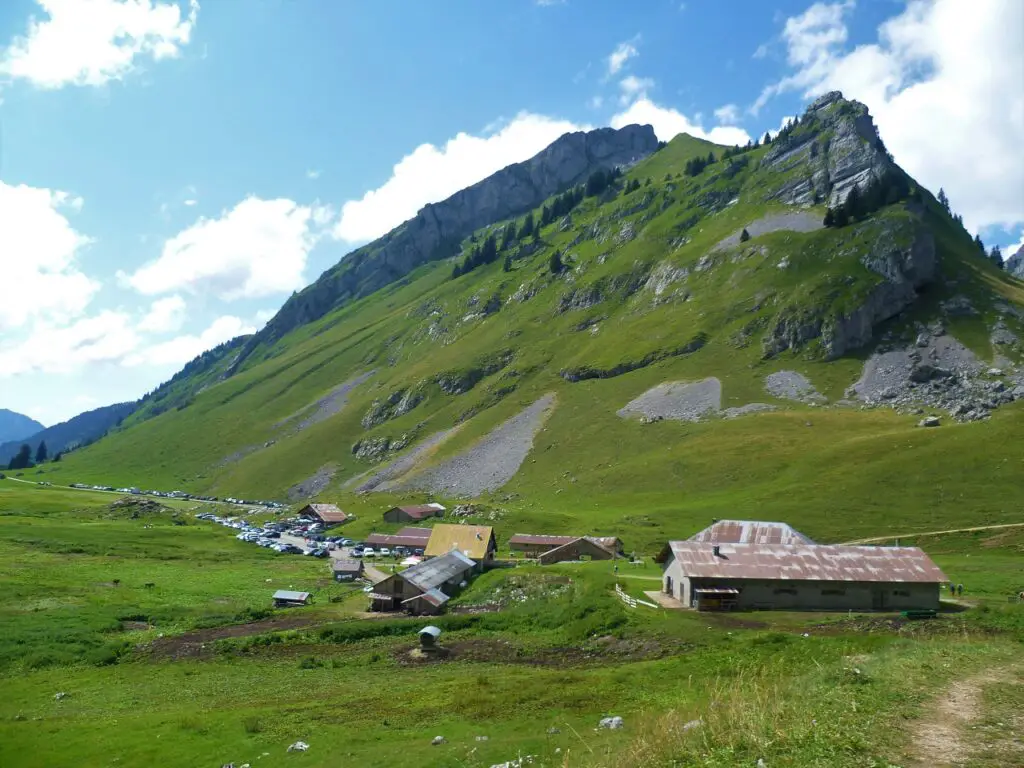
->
(0, 482), (1021, 767)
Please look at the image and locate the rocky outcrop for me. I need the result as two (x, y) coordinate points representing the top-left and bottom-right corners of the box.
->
(764, 221), (936, 359)
(762, 91), (893, 209)
(229, 124), (660, 373)
(1007, 244), (1024, 279)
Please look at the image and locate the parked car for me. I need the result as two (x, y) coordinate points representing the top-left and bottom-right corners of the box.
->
(379, 547), (391, 557)
(362, 548), (376, 557)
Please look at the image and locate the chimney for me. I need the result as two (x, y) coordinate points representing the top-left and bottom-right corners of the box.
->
(713, 545), (721, 557)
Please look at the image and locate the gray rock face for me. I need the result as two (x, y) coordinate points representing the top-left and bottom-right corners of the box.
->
(764, 371), (826, 403)
(763, 91), (892, 209)
(764, 222), (936, 359)
(1006, 245), (1024, 279)
(231, 125), (659, 372)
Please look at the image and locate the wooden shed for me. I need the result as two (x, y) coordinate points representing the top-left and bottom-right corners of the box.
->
(330, 558), (364, 582)
(537, 537), (617, 565)
(273, 590), (311, 607)
(382, 503), (446, 524)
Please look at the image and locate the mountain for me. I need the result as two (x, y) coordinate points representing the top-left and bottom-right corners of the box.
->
(230, 123), (660, 371)
(0, 410), (44, 444)
(1007, 244), (1024, 279)
(42, 93), (1024, 545)
(0, 402), (137, 466)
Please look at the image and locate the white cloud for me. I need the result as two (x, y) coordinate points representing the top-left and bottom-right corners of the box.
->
(306, 169), (321, 180)
(0, 310), (139, 376)
(138, 294), (186, 333)
(754, 0), (1024, 233)
(753, 42), (771, 59)
(0, 0), (199, 89)
(122, 196), (326, 300)
(618, 75), (654, 105)
(332, 112), (588, 244)
(588, 95), (604, 109)
(124, 315), (255, 368)
(183, 198), (196, 206)
(607, 39), (639, 77)
(0, 181), (98, 332)
(714, 103), (741, 125)
(611, 98), (752, 146)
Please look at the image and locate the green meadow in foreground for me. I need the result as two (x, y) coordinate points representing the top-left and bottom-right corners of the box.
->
(0, 483), (1021, 767)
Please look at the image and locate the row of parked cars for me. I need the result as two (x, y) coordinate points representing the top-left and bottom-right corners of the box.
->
(70, 482), (286, 509)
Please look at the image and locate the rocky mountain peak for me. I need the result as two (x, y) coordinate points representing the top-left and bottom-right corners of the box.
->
(763, 91), (891, 210)
(233, 123), (660, 372)
(1007, 244), (1024, 278)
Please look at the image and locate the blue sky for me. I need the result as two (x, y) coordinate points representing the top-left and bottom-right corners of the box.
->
(0, 0), (1021, 425)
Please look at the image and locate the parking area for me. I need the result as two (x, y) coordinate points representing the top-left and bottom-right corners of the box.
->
(193, 513), (425, 563)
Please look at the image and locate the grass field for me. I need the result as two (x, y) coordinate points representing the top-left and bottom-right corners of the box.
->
(0, 482), (1021, 767)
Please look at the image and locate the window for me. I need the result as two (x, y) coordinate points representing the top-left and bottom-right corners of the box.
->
(893, 589), (910, 597)
(774, 588), (797, 595)
(821, 589), (846, 596)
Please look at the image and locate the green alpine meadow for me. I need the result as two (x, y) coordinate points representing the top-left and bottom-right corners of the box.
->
(2, 7), (1022, 763)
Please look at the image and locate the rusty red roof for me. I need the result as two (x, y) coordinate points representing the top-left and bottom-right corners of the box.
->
(299, 503), (348, 523)
(689, 520), (814, 545)
(366, 527), (433, 547)
(665, 541), (948, 583)
(397, 527), (433, 539)
(390, 504), (445, 519)
(510, 534), (621, 549)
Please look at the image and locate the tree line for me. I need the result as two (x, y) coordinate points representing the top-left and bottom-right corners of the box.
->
(6, 441), (58, 470)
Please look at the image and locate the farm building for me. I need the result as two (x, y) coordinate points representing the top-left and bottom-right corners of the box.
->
(330, 558), (363, 582)
(537, 537), (618, 565)
(424, 524), (496, 564)
(509, 533), (623, 558)
(383, 503), (446, 523)
(297, 503), (349, 526)
(273, 590), (311, 607)
(369, 550), (476, 615)
(657, 537), (948, 612)
(688, 520), (815, 545)
(366, 526), (432, 549)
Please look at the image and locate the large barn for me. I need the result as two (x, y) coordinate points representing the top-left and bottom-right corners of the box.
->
(508, 533), (623, 558)
(369, 550), (476, 615)
(297, 503), (349, 526)
(424, 524), (496, 564)
(658, 521), (947, 612)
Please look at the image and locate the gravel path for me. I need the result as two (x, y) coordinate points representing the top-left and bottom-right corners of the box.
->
(347, 427), (461, 493)
(765, 371), (826, 403)
(714, 211), (823, 251)
(396, 394), (556, 497)
(276, 370), (376, 433)
(617, 378), (721, 422)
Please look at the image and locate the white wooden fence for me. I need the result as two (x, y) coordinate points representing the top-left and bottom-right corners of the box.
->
(614, 583), (660, 609)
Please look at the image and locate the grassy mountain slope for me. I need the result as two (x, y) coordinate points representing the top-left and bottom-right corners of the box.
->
(44, 95), (1024, 550)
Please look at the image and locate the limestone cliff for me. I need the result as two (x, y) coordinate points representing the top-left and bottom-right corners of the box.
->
(1007, 244), (1024, 279)
(232, 124), (660, 372)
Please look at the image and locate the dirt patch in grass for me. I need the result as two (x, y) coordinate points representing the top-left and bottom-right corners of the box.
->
(908, 665), (1024, 768)
(810, 614), (983, 638)
(392, 635), (685, 668)
(146, 615), (321, 660)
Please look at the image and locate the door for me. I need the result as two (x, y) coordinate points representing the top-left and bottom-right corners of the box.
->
(665, 575), (673, 595)
(872, 589), (886, 610)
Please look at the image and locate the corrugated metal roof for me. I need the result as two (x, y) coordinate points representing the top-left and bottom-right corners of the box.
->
(689, 520), (815, 545)
(424, 524), (494, 559)
(330, 559), (362, 572)
(401, 550), (475, 592)
(510, 534), (621, 549)
(273, 590), (310, 601)
(367, 533), (431, 547)
(403, 588), (449, 607)
(390, 504), (446, 519)
(666, 541), (948, 583)
(300, 503), (348, 523)
(537, 537), (616, 563)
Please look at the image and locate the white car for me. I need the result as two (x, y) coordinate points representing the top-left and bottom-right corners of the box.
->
(379, 547), (391, 557)
(362, 548), (376, 557)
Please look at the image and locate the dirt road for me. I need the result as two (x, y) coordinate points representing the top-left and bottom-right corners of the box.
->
(841, 521), (1024, 545)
